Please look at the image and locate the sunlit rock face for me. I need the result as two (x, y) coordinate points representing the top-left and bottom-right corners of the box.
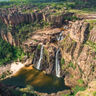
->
(10, 62), (25, 74)
(0, 7), (73, 27)
(0, 64), (11, 75)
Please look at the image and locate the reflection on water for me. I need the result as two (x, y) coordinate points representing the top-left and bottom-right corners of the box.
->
(1, 66), (69, 93)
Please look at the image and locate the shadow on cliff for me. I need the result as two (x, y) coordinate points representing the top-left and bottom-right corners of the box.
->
(0, 66), (70, 94)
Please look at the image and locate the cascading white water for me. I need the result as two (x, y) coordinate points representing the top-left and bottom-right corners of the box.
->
(36, 45), (44, 70)
(55, 31), (65, 77)
(55, 49), (61, 77)
(57, 31), (64, 41)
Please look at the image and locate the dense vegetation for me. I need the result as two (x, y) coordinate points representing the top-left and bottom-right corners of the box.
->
(0, 38), (25, 66)
(0, 0), (96, 15)
(0, 0), (96, 8)
(0, 20), (25, 66)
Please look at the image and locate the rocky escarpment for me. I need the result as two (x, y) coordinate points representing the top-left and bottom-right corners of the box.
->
(1, 16), (96, 90)
(0, 11), (43, 26)
(1, 5), (96, 94)
(1, 19), (96, 89)
(22, 20), (96, 88)
(0, 6), (74, 46)
(0, 8), (73, 26)
(59, 20), (96, 87)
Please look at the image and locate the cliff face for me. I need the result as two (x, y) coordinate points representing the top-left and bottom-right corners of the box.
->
(0, 7), (73, 26)
(0, 6), (96, 90)
(60, 21), (96, 87)
(0, 12), (43, 26)
(0, 7), (74, 46)
(19, 20), (96, 88)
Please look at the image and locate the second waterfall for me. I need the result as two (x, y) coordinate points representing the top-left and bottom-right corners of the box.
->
(55, 49), (61, 77)
(55, 30), (64, 77)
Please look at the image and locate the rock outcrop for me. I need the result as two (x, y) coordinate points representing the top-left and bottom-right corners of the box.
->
(59, 20), (96, 87)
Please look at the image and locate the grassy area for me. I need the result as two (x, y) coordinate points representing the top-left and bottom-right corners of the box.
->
(85, 19), (96, 30)
(69, 8), (96, 15)
(86, 19), (96, 24)
(22, 2), (73, 14)
(69, 9), (89, 15)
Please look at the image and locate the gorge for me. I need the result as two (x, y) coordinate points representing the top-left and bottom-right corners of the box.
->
(0, 0), (96, 96)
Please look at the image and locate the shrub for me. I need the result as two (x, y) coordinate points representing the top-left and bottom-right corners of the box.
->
(72, 86), (85, 96)
(37, 44), (41, 50)
(86, 40), (96, 52)
(93, 92), (96, 96)
(62, 86), (85, 96)
(63, 15), (79, 21)
(77, 79), (84, 85)
(68, 62), (76, 70)
(61, 58), (65, 65)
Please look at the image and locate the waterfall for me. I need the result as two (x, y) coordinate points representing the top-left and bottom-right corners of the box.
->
(55, 30), (64, 77)
(36, 45), (44, 70)
(57, 31), (64, 41)
(55, 49), (61, 77)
